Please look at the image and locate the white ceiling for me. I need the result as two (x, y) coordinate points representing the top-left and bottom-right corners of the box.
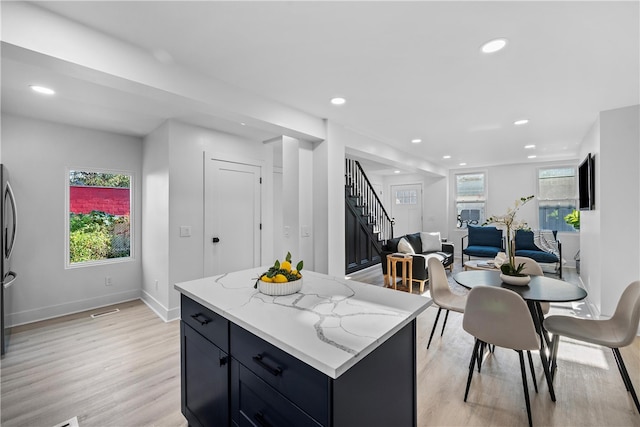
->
(2, 1), (638, 172)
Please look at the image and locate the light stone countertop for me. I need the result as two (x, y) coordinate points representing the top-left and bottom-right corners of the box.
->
(175, 268), (432, 379)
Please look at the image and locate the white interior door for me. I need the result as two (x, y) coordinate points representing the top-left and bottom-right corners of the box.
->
(390, 184), (423, 236)
(204, 159), (261, 276)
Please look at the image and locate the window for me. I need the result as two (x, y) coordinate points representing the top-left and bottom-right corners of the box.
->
(395, 189), (417, 205)
(538, 167), (576, 232)
(455, 172), (486, 227)
(67, 170), (133, 266)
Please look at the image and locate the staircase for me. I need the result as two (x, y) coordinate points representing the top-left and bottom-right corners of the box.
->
(345, 159), (394, 274)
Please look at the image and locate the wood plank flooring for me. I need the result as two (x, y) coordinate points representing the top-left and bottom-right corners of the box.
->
(1, 263), (638, 426)
(1, 300), (186, 427)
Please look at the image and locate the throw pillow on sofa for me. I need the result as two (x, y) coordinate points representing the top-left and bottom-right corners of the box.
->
(420, 232), (441, 252)
(397, 237), (415, 254)
(405, 233), (423, 254)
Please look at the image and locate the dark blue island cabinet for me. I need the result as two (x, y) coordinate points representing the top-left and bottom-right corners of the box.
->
(180, 294), (418, 427)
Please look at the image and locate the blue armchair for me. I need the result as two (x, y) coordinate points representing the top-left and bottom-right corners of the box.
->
(514, 229), (562, 278)
(461, 225), (504, 267)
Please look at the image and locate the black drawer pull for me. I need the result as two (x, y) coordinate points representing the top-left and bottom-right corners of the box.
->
(254, 411), (273, 427)
(190, 313), (211, 325)
(219, 356), (228, 366)
(252, 354), (283, 376)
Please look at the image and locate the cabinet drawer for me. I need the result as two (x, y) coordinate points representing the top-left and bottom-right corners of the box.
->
(232, 359), (322, 427)
(181, 295), (229, 352)
(231, 324), (329, 425)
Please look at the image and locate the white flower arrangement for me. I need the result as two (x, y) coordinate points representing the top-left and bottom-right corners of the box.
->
(484, 195), (534, 276)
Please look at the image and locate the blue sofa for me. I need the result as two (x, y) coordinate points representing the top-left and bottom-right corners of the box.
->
(514, 229), (562, 278)
(461, 225), (504, 267)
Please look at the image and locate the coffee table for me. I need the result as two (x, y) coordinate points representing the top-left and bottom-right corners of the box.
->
(463, 260), (499, 271)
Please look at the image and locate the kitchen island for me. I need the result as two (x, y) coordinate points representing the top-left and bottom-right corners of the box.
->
(175, 268), (431, 427)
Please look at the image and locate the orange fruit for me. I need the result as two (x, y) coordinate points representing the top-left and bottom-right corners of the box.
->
(261, 275), (273, 282)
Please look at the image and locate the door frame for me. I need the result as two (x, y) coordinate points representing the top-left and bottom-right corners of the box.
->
(203, 152), (266, 276)
(390, 182), (424, 236)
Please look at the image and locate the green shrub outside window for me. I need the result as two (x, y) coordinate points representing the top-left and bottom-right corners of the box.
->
(68, 171), (132, 265)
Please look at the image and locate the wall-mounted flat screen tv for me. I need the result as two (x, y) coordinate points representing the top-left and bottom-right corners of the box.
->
(578, 153), (595, 210)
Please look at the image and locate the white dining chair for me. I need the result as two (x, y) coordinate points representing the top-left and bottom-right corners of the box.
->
(543, 280), (640, 414)
(513, 256), (550, 315)
(426, 257), (467, 349)
(463, 285), (542, 427)
(510, 256), (552, 384)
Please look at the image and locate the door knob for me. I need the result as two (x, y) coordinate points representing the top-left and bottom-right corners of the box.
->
(212, 237), (220, 243)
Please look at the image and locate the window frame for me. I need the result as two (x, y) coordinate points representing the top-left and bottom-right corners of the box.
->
(65, 167), (135, 269)
(536, 165), (578, 232)
(395, 189), (418, 205)
(455, 171), (487, 228)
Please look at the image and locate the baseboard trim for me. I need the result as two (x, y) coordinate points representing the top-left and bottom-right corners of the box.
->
(7, 289), (142, 327)
(577, 275), (601, 319)
(140, 290), (181, 322)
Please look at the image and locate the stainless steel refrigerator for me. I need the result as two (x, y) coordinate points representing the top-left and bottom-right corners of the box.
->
(1, 164), (17, 355)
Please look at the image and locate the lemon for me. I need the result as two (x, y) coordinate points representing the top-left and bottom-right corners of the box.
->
(261, 275), (273, 282)
(273, 274), (288, 283)
(281, 261), (292, 271)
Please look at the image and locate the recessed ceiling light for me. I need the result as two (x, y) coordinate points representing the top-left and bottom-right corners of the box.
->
(528, 155), (537, 159)
(481, 38), (508, 54)
(514, 119), (529, 126)
(330, 97), (346, 105)
(459, 162), (467, 166)
(443, 155), (451, 159)
(411, 139), (422, 144)
(30, 85), (55, 95)
(394, 170), (400, 174)
(240, 122), (246, 126)
(524, 144), (536, 149)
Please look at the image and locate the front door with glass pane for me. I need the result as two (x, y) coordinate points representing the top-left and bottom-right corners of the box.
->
(390, 184), (422, 237)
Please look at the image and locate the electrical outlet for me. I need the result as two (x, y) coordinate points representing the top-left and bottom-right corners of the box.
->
(105, 276), (113, 286)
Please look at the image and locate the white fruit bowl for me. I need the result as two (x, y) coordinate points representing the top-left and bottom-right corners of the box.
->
(500, 273), (531, 286)
(257, 277), (303, 296)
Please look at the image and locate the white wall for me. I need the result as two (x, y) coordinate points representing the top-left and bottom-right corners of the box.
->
(319, 122), (346, 276)
(380, 173), (448, 238)
(141, 120), (276, 320)
(312, 124), (330, 274)
(298, 140), (315, 270)
(596, 105), (640, 317)
(141, 122), (171, 318)
(448, 161), (581, 263)
(2, 114), (143, 325)
(282, 136), (301, 260)
(267, 136), (315, 271)
(578, 120), (601, 312)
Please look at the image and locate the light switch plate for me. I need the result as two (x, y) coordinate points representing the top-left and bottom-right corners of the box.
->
(180, 226), (192, 237)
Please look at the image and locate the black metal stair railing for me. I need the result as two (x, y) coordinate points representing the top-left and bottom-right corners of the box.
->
(345, 158), (394, 245)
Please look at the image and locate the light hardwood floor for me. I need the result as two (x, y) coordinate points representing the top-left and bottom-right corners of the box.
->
(1, 264), (638, 427)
